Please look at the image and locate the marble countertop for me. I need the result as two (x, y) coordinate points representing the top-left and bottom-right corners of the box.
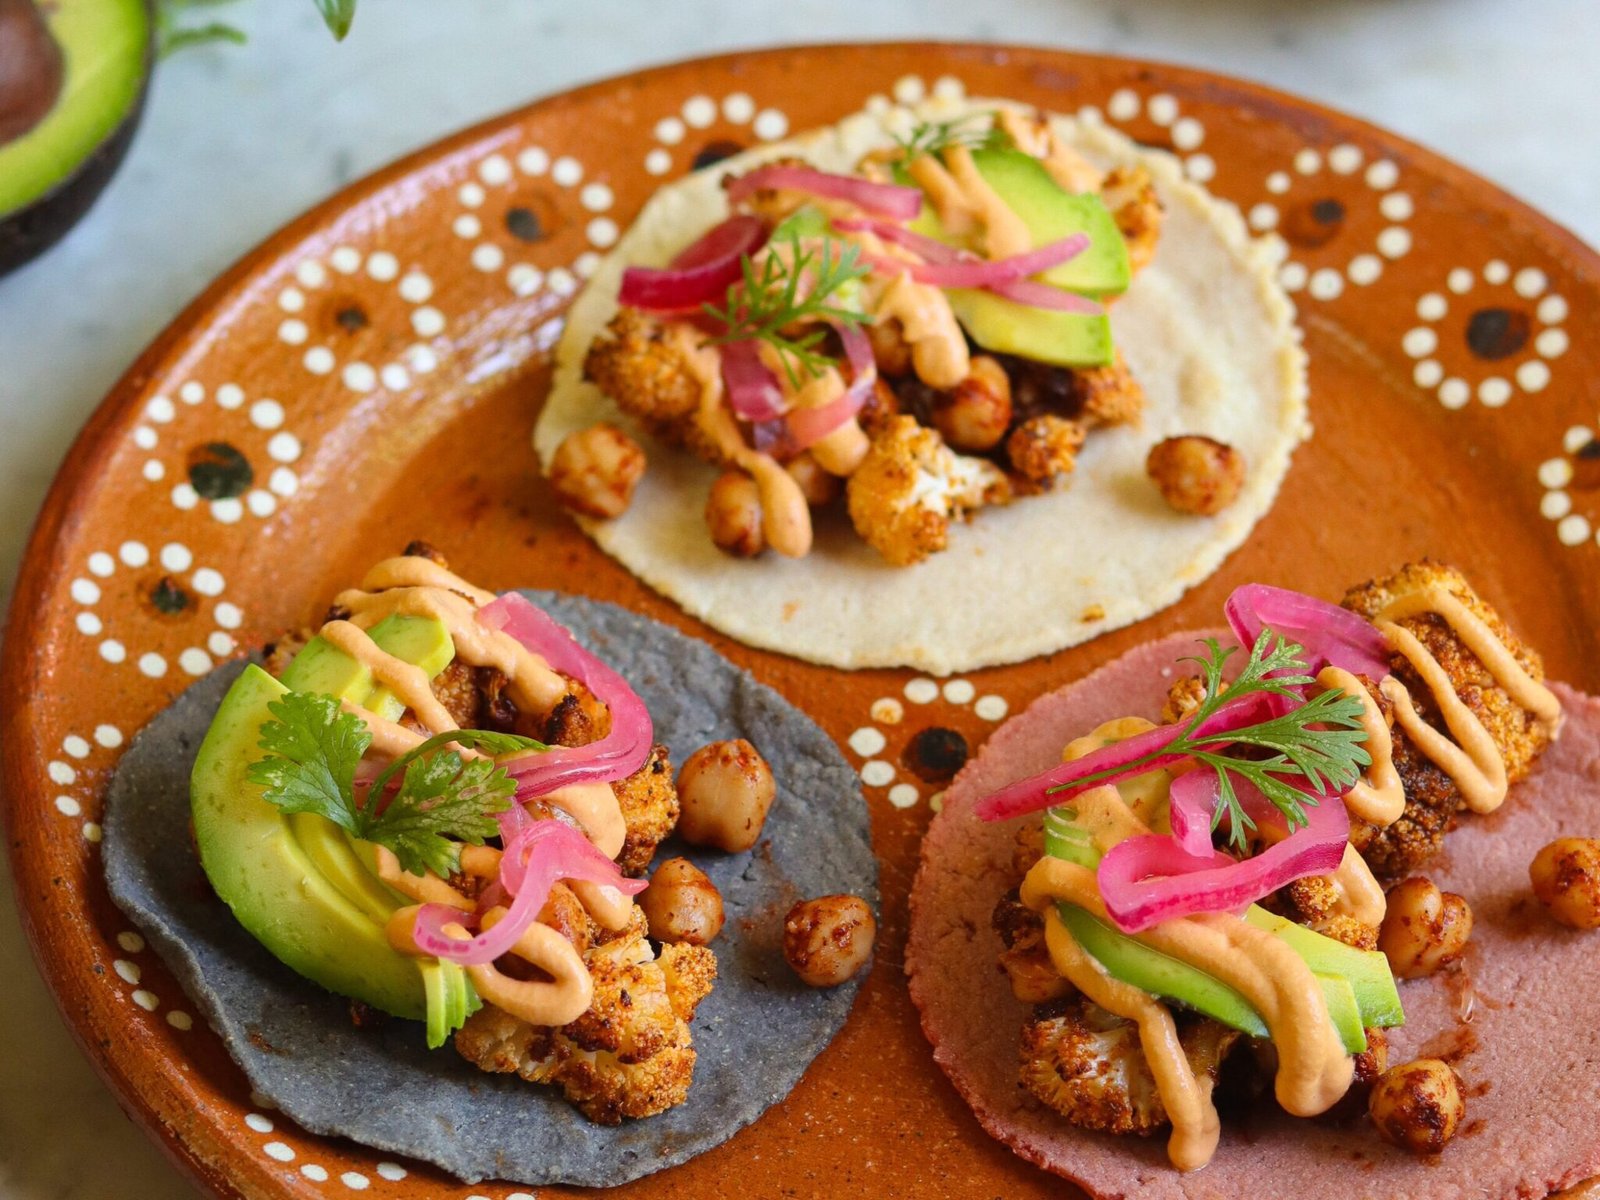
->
(0, 2), (1592, 1196)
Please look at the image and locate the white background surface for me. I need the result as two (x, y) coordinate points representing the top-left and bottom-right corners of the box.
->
(0, 2), (1593, 1196)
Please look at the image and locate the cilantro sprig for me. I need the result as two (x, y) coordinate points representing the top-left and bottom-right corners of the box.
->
(892, 112), (1012, 162)
(702, 231), (873, 388)
(1054, 630), (1372, 853)
(245, 691), (545, 878)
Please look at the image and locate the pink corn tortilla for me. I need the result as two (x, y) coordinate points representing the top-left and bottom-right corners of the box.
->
(907, 632), (1600, 1200)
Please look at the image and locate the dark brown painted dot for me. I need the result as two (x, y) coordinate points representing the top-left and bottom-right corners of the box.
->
(334, 304), (369, 332)
(1465, 307), (1530, 360)
(903, 727), (969, 783)
(692, 139), (744, 170)
(505, 206), (545, 242)
(186, 442), (253, 500)
(149, 576), (191, 615)
(1571, 440), (1600, 491)
(1283, 197), (1346, 248)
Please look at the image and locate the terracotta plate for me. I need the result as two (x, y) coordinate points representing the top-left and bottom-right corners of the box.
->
(4, 42), (1598, 1200)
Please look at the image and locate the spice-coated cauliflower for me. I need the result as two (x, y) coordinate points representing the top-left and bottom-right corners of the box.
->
(845, 415), (1011, 565)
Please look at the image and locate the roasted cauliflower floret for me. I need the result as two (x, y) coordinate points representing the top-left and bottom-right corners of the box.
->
(1020, 997), (1238, 1136)
(1068, 350), (1145, 427)
(845, 415), (1011, 565)
(611, 743), (680, 877)
(453, 908), (717, 1124)
(1342, 560), (1551, 785)
(583, 309), (710, 452)
(1100, 163), (1164, 276)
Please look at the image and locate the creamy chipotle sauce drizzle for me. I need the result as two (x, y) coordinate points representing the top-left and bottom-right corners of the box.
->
(1371, 586), (1561, 814)
(319, 557), (637, 1024)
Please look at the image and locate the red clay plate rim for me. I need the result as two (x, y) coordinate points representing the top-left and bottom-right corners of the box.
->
(3, 39), (1598, 1200)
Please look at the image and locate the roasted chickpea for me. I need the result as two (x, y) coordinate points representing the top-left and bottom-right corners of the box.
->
(1368, 1058), (1465, 1155)
(704, 470), (765, 557)
(859, 377), (901, 436)
(1378, 876), (1473, 978)
(638, 857), (725, 945)
(786, 452), (842, 506)
(865, 315), (913, 378)
(930, 355), (1013, 452)
(1530, 837), (1600, 930)
(1145, 434), (1246, 516)
(676, 738), (776, 852)
(1352, 1026), (1389, 1087)
(782, 894), (876, 987)
(548, 423), (647, 518)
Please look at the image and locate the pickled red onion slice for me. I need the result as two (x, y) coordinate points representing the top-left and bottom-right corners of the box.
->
(1096, 777), (1349, 933)
(727, 165), (922, 220)
(722, 337), (788, 423)
(410, 820), (645, 965)
(1225, 583), (1392, 680)
(617, 215), (768, 311)
(785, 320), (877, 449)
(479, 593), (653, 798)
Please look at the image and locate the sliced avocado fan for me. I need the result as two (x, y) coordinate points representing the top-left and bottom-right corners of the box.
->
(190, 614), (480, 1048)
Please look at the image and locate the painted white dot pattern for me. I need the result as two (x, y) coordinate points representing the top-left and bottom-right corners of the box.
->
(95, 724), (123, 748)
(517, 146), (549, 176)
(302, 1165), (330, 1182)
(871, 698), (904, 725)
(244, 1113), (273, 1133)
(264, 1143), (295, 1163)
(132, 990), (159, 1011)
(341, 1171), (370, 1190)
(888, 784), (920, 809)
(848, 728), (887, 757)
(904, 678), (939, 704)
(48, 761), (76, 785)
(645, 148), (672, 176)
(552, 156), (583, 187)
(166, 1010), (193, 1030)
(942, 680), (975, 704)
(753, 109), (789, 141)
(860, 761), (894, 787)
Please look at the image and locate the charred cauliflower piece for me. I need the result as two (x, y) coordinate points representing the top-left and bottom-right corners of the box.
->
(1100, 164), (1164, 276)
(454, 909), (717, 1124)
(1342, 561), (1552, 880)
(1342, 560), (1552, 784)
(584, 309), (715, 457)
(611, 743), (680, 877)
(1020, 997), (1238, 1136)
(1006, 414), (1086, 493)
(845, 415), (1011, 565)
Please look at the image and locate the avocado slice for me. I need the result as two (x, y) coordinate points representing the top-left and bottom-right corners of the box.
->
(1245, 907), (1405, 1032)
(1060, 901), (1387, 1054)
(191, 618), (480, 1046)
(278, 613), (455, 724)
(901, 147), (1131, 368)
(0, 0), (152, 276)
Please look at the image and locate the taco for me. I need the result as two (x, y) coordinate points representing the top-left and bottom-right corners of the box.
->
(104, 545), (876, 1187)
(536, 95), (1307, 674)
(907, 562), (1600, 1198)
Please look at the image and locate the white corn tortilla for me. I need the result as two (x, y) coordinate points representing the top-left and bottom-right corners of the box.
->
(536, 97), (1309, 675)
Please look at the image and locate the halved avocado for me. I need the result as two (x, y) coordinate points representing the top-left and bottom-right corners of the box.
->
(0, 0), (152, 276)
(190, 618), (480, 1047)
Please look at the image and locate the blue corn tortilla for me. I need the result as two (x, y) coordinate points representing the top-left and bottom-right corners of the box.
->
(104, 590), (877, 1187)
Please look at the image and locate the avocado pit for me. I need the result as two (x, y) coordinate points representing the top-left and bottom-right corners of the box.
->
(0, 0), (64, 146)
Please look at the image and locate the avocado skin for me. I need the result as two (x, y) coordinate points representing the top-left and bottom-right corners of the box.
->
(0, 0), (154, 278)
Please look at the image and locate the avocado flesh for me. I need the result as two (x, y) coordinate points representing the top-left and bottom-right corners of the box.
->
(191, 617), (479, 1045)
(0, 0), (148, 215)
(1044, 797), (1403, 1053)
(278, 613), (456, 724)
(902, 147), (1130, 368)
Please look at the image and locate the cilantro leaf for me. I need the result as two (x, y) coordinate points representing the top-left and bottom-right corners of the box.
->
(245, 692), (371, 827)
(372, 752), (515, 878)
(248, 691), (545, 878)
